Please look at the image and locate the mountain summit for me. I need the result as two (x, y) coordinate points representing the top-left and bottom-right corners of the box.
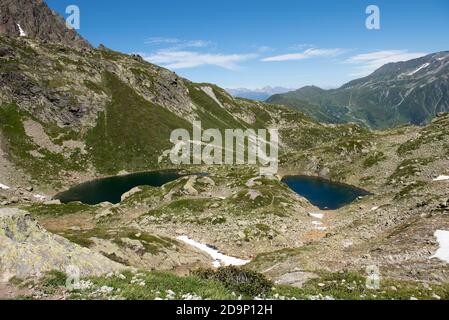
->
(0, 0), (90, 49)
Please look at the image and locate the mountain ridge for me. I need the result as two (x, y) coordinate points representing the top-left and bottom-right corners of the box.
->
(0, 34), (326, 186)
(267, 51), (449, 128)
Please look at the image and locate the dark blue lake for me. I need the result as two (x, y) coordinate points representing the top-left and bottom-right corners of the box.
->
(282, 175), (371, 210)
(55, 170), (183, 205)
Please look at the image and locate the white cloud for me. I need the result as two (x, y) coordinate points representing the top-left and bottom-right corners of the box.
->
(287, 43), (315, 51)
(144, 37), (180, 45)
(144, 37), (211, 48)
(345, 50), (427, 76)
(257, 46), (274, 53)
(185, 40), (211, 48)
(142, 50), (258, 70)
(262, 48), (345, 62)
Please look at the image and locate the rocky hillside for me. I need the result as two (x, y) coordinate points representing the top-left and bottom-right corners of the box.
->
(0, 32), (356, 190)
(0, 0), (90, 49)
(0, 1), (374, 192)
(268, 51), (449, 129)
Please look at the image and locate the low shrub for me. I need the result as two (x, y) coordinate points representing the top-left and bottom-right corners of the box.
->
(193, 266), (273, 297)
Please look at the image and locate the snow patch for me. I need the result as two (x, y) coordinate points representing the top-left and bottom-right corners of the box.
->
(308, 212), (324, 219)
(407, 63), (430, 76)
(177, 235), (250, 267)
(201, 86), (224, 108)
(17, 24), (26, 37)
(0, 183), (10, 190)
(431, 230), (449, 263)
(433, 175), (449, 181)
(370, 206), (379, 211)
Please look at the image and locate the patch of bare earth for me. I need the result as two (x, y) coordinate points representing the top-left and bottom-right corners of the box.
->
(23, 119), (62, 153)
(38, 213), (96, 233)
(0, 282), (32, 300)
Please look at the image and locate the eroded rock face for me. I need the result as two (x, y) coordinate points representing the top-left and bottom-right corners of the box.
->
(0, 208), (123, 282)
(0, 0), (91, 49)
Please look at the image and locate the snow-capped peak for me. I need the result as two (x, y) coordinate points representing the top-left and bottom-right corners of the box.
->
(17, 23), (27, 37)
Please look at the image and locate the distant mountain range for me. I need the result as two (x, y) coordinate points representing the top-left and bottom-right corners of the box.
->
(268, 52), (449, 129)
(227, 86), (292, 101)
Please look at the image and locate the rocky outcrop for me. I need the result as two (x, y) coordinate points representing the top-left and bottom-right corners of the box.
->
(120, 187), (142, 202)
(0, 208), (123, 282)
(0, 0), (91, 49)
(89, 236), (212, 271)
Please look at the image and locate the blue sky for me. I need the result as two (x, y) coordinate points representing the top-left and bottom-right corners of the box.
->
(47, 0), (449, 89)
